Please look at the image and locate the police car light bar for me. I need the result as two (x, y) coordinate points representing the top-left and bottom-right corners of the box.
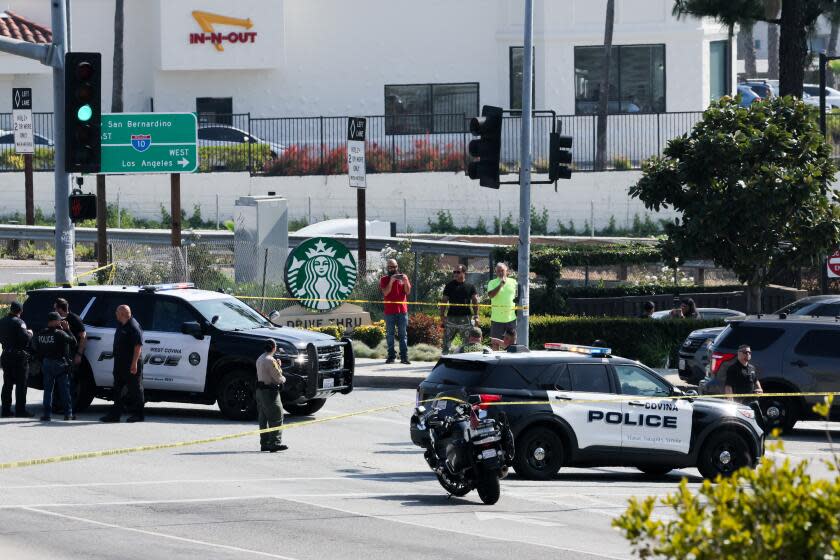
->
(544, 343), (611, 357)
(139, 282), (196, 292)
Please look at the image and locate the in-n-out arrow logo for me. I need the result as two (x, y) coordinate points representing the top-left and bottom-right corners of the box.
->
(189, 11), (257, 52)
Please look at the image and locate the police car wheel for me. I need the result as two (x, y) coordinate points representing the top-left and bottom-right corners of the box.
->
(283, 398), (327, 416)
(216, 370), (257, 420)
(697, 431), (752, 480)
(513, 427), (564, 480)
(759, 397), (799, 434)
(637, 465), (674, 477)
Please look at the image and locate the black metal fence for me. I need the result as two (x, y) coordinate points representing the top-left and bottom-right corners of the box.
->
(9, 109), (795, 175)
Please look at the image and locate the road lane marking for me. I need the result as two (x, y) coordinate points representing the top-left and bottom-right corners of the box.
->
(474, 511), (564, 526)
(21, 506), (303, 560)
(0, 476), (348, 490)
(278, 495), (629, 559)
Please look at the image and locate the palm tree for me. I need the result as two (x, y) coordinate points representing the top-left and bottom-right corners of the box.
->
(595, 0), (615, 172)
(739, 22), (757, 76)
(111, 0), (124, 112)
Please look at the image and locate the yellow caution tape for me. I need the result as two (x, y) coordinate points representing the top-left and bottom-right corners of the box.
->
(73, 262), (116, 285)
(235, 294), (527, 311)
(1, 391), (836, 471)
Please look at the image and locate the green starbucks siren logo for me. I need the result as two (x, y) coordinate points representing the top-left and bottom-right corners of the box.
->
(285, 237), (357, 311)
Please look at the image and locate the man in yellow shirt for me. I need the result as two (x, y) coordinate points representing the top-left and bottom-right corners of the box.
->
(486, 262), (517, 351)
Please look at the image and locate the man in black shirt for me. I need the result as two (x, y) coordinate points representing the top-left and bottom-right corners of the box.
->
(440, 265), (479, 354)
(54, 298), (86, 368)
(32, 312), (76, 421)
(101, 304), (144, 423)
(723, 344), (765, 426)
(0, 301), (33, 417)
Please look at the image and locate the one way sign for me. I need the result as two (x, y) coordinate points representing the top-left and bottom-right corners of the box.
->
(347, 117), (366, 188)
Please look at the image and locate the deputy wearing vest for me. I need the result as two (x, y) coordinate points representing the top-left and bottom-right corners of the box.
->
(256, 339), (288, 452)
(0, 302), (33, 418)
(32, 312), (76, 421)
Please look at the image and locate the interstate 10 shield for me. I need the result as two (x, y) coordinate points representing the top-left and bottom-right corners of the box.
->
(284, 237), (358, 312)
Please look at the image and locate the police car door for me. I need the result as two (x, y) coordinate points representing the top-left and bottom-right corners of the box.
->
(613, 364), (692, 455)
(81, 294), (145, 387)
(546, 363), (624, 451)
(143, 297), (210, 392)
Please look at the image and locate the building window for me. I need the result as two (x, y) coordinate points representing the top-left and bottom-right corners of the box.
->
(384, 83), (479, 134)
(709, 40), (730, 101)
(510, 46), (535, 110)
(753, 39), (762, 50)
(574, 44), (666, 114)
(196, 97), (233, 125)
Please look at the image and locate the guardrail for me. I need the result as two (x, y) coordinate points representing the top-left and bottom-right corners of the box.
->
(0, 224), (499, 258)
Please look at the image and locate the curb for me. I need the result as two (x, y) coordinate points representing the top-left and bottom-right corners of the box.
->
(354, 375), (425, 390)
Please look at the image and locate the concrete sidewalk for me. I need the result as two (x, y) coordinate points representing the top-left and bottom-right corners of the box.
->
(353, 357), (689, 390)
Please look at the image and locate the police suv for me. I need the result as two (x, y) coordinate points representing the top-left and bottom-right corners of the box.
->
(23, 284), (354, 419)
(412, 344), (764, 480)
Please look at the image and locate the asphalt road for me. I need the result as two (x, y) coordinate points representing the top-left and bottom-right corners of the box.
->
(0, 259), (97, 286)
(1, 388), (838, 560)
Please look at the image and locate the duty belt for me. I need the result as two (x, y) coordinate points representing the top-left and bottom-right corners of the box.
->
(256, 382), (282, 390)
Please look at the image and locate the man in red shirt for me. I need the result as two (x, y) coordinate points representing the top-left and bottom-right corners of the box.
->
(379, 258), (412, 364)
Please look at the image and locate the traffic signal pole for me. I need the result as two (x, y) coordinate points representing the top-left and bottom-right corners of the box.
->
(52, 0), (74, 284)
(517, 0), (534, 347)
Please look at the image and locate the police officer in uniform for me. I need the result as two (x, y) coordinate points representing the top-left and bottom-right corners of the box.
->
(256, 339), (288, 452)
(0, 301), (33, 417)
(723, 344), (764, 426)
(101, 305), (144, 423)
(32, 312), (76, 421)
(54, 297), (87, 370)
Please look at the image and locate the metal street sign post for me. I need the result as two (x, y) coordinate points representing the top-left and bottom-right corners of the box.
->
(348, 117), (367, 273)
(100, 112), (198, 174)
(12, 88), (34, 154)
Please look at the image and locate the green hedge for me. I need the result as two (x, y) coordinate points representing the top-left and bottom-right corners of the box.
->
(493, 243), (664, 278)
(485, 316), (724, 368)
(198, 144), (273, 172)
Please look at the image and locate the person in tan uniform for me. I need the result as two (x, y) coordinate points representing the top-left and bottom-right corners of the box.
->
(256, 339), (287, 452)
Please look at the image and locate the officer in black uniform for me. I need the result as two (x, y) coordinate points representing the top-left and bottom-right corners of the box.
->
(101, 304), (144, 423)
(0, 301), (33, 418)
(723, 344), (765, 426)
(54, 297), (87, 371)
(32, 312), (76, 421)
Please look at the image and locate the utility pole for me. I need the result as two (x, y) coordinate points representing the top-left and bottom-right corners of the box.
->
(52, 0), (74, 284)
(0, 1), (73, 283)
(517, 0), (534, 347)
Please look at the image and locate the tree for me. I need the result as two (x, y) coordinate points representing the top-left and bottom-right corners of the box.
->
(672, 0), (832, 97)
(739, 22), (758, 76)
(768, 20), (780, 79)
(111, 0), (124, 113)
(828, 4), (840, 88)
(629, 97), (839, 312)
(595, 0), (615, 171)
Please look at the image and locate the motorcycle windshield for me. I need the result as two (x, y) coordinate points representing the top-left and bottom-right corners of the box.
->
(427, 388), (470, 415)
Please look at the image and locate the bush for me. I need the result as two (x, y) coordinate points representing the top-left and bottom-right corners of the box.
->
(198, 144), (274, 172)
(614, 401), (840, 558)
(408, 312), (443, 346)
(612, 155), (632, 170)
(352, 323), (386, 347)
(511, 315), (723, 367)
(306, 325), (345, 339)
(408, 343), (441, 362)
(0, 279), (53, 293)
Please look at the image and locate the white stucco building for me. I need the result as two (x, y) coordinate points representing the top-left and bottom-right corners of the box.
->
(0, 0), (734, 118)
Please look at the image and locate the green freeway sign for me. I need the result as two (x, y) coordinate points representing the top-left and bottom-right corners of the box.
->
(100, 112), (198, 174)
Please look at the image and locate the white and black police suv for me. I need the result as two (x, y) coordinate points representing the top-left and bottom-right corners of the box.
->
(23, 284), (354, 419)
(411, 344), (764, 480)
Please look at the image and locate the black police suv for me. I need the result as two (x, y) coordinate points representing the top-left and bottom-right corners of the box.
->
(412, 345), (764, 480)
(22, 284), (354, 419)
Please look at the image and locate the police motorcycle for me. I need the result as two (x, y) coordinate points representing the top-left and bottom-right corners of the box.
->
(410, 389), (515, 505)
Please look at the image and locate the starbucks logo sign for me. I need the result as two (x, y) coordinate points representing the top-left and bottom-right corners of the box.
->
(285, 237), (357, 311)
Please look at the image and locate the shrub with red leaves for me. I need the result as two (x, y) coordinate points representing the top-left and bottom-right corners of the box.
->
(407, 312), (442, 346)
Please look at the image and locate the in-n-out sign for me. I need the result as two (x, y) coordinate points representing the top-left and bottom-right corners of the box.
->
(189, 11), (256, 51)
(828, 250), (840, 279)
(347, 117), (366, 189)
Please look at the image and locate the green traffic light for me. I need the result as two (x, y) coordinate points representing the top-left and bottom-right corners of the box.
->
(77, 104), (93, 122)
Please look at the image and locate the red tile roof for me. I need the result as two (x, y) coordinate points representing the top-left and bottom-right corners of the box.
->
(0, 11), (52, 44)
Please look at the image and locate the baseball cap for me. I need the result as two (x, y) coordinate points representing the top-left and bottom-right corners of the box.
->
(47, 311), (62, 322)
(9, 301), (22, 313)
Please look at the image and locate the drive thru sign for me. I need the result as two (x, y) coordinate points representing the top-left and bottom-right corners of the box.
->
(828, 250), (840, 278)
(347, 117), (366, 188)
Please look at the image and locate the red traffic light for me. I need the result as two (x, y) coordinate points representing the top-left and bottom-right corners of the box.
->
(76, 61), (94, 80)
(69, 193), (97, 222)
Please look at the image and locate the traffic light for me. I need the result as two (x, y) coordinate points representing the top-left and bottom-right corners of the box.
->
(68, 191), (97, 222)
(467, 105), (504, 189)
(64, 52), (102, 173)
(548, 131), (573, 182)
